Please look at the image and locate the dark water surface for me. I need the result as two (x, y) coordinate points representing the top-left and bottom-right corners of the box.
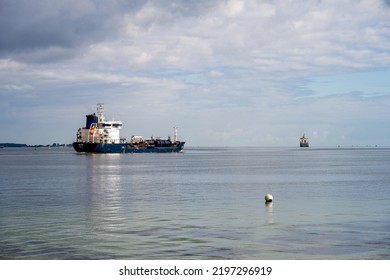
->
(1, 147), (389, 259)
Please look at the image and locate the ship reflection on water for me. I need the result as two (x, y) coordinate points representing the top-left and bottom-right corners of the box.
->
(86, 155), (125, 237)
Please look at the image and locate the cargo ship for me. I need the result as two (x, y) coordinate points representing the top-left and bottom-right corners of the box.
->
(72, 104), (185, 153)
(300, 134), (309, 147)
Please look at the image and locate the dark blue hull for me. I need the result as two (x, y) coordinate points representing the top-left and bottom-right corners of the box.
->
(73, 142), (185, 153)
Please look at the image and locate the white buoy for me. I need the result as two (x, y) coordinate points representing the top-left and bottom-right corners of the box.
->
(264, 193), (273, 203)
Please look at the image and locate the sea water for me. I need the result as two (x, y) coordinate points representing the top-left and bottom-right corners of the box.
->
(0, 147), (389, 259)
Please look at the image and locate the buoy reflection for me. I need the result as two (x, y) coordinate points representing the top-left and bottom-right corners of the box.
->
(265, 201), (274, 224)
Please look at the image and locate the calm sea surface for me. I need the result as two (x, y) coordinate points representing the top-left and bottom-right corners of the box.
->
(1, 147), (389, 260)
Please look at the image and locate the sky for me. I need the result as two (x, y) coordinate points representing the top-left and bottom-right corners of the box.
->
(1, 0), (389, 147)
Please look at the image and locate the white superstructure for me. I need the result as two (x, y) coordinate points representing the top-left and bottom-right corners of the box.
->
(76, 104), (123, 144)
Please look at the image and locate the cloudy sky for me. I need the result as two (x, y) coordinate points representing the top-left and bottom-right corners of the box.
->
(1, 0), (389, 147)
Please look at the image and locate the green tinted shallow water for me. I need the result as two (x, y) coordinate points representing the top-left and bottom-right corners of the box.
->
(1, 147), (389, 259)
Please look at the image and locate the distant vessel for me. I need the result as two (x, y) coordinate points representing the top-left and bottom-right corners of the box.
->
(300, 134), (309, 147)
(72, 104), (185, 153)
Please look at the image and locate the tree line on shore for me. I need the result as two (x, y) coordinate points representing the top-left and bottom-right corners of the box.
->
(0, 143), (72, 148)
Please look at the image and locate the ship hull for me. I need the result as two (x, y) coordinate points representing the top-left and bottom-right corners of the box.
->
(300, 142), (309, 147)
(73, 142), (185, 153)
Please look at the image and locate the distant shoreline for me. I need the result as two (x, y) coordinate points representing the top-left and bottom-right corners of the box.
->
(0, 143), (72, 148)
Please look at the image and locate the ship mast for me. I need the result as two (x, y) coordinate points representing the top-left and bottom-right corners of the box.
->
(173, 126), (178, 142)
(97, 103), (105, 123)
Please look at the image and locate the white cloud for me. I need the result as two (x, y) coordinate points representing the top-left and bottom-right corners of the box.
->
(221, 0), (245, 17)
(0, 59), (24, 70)
(4, 84), (34, 91)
